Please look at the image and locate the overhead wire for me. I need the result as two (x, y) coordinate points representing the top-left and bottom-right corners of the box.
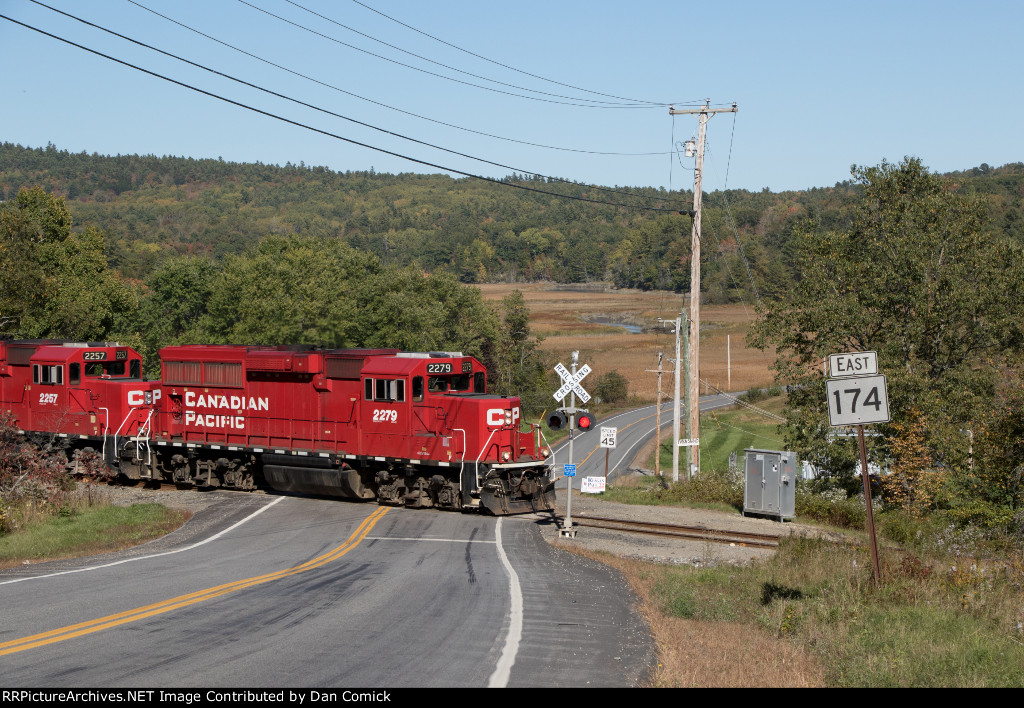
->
(281, 0), (673, 107)
(0, 12), (691, 215)
(32, 1), (691, 208)
(346, 0), (695, 108)
(235, 0), (658, 109)
(124, 0), (677, 157)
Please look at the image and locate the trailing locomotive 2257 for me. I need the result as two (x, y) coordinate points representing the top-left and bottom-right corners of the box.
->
(0, 340), (556, 515)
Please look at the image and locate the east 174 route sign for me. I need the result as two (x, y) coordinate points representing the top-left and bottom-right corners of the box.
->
(826, 375), (890, 426)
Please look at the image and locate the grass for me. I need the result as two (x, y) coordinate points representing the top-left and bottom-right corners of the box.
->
(0, 501), (189, 569)
(572, 390), (1024, 686)
(564, 532), (1024, 687)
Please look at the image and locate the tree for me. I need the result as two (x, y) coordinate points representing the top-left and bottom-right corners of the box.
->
(136, 256), (219, 367)
(491, 290), (547, 410)
(750, 158), (1024, 482)
(204, 235), (378, 347)
(355, 267), (498, 361)
(0, 187), (135, 341)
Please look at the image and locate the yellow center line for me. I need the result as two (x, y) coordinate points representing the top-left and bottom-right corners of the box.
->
(0, 506), (390, 656)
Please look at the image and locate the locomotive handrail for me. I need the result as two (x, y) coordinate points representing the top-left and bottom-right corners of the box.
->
(135, 410), (154, 478)
(112, 406), (141, 465)
(451, 427), (467, 499)
(98, 407), (109, 462)
(539, 428), (556, 469)
(474, 429), (498, 490)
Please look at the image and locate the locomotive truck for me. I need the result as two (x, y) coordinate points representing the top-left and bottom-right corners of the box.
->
(0, 339), (556, 515)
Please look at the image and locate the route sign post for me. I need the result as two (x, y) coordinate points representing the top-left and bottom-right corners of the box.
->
(827, 354), (887, 584)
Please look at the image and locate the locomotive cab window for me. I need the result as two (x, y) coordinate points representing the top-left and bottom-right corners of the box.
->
(474, 371), (486, 393)
(69, 363), (81, 385)
(85, 361), (125, 378)
(365, 378), (405, 402)
(412, 376), (424, 402)
(33, 364), (63, 385)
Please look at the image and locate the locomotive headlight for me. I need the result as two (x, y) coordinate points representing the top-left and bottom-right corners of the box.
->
(501, 450), (511, 461)
(541, 447), (550, 458)
(504, 410), (512, 425)
(144, 391), (153, 405)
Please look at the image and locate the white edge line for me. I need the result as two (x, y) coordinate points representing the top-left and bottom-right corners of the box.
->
(488, 517), (523, 688)
(0, 496), (285, 586)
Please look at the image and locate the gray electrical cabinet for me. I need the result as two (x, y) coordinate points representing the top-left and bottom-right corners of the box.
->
(743, 449), (796, 521)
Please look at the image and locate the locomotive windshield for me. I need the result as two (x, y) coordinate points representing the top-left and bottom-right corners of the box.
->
(84, 360), (141, 379)
(427, 373), (470, 393)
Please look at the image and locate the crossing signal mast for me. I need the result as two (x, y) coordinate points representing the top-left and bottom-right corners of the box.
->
(668, 99), (738, 474)
(549, 352), (597, 537)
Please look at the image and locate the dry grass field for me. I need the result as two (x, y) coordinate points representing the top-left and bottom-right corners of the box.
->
(479, 283), (777, 400)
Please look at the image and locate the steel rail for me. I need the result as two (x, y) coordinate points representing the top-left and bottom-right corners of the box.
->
(571, 514), (782, 548)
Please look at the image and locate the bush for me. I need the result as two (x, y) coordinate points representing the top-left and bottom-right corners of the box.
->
(879, 509), (931, 546)
(794, 487), (866, 528)
(594, 370), (629, 404)
(740, 387), (765, 403)
(943, 500), (1015, 531)
(656, 471), (743, 510)
(0, 414), (74, 534)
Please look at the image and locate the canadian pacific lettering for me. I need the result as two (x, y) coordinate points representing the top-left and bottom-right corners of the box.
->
(183, 391), (269, 430)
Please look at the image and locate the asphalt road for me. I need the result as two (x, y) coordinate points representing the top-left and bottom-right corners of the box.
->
(0, 494), (653, 688)
(551, 393), (739, 489)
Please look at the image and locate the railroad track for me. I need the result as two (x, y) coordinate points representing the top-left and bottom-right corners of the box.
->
(571, 514), (782, 548)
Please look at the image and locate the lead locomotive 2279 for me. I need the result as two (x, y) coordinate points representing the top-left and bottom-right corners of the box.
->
(0, 340), (556, 515)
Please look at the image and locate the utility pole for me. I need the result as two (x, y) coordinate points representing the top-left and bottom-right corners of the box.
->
(659, 312), (689, 482)
(645, 352), (666, 476)
(668, 99), (738, 474)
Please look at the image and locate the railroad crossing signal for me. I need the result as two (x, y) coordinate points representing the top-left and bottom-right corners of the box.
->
(554, 362), (591, 403)
(546, 409), (569, 430)
(576, 410), (595, 431)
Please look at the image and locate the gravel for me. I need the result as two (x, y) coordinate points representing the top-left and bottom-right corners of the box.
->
(529, 485), (836, 568)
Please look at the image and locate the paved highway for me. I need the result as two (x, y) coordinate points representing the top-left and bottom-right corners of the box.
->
(0, 494), (652, 687)
(550, 393), (739, 489)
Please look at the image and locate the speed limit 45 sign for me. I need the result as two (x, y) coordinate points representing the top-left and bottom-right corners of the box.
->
(826, 375), (890, 426)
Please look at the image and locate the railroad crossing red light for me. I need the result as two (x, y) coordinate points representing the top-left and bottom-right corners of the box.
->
(576, 410), (595, 431)
(547, 409), (569, 431)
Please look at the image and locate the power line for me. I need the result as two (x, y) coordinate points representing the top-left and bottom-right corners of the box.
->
(347, 0), (692, 108)
(30, 1), (691, 209)
(125, 0), (677, 157)
(0, 12), (690, 214)
(236, 0), (658, 109)
(282, 0), (671, 107)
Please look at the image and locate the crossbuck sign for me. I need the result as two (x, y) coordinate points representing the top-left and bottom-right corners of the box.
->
(554, 362), (591, 404)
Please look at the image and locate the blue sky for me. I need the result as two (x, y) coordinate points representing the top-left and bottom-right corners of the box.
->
(1, 0), (1021, 193)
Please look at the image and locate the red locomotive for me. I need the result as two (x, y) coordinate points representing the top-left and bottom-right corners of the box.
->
(0, 340), (556, 515)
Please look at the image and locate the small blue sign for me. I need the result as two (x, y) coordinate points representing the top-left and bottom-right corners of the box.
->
(564, 464), (576, 477)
